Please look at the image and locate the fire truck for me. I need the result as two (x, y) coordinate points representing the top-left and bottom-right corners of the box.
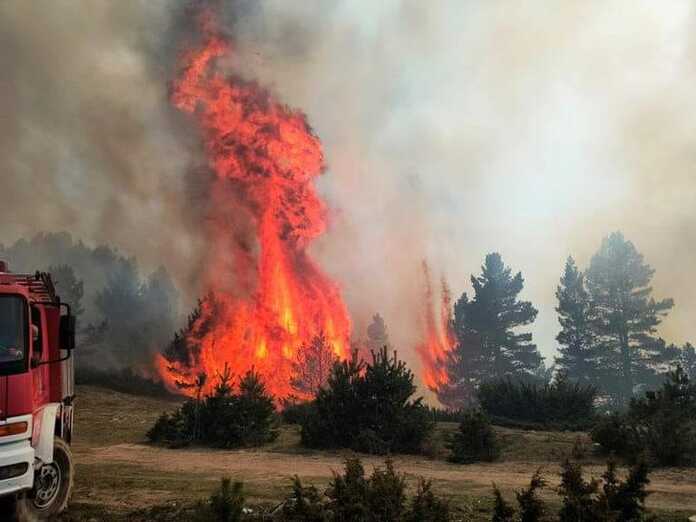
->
(0, 262), (76, 520)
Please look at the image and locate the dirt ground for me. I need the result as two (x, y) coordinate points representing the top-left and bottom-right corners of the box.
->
(61, 385), (696, 520)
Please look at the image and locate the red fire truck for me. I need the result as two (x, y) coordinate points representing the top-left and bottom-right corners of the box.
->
(0, 261), (76, 520)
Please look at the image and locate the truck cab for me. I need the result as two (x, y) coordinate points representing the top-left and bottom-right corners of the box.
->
(0, 262), (76, 520)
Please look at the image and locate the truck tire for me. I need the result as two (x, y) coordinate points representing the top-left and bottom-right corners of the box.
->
(14, 437), (74, 521)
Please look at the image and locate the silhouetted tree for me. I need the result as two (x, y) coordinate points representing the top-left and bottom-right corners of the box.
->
(585, 232), (674, 407)
(367, 313), (390, 352)
(291, 332), (337, 397)
(49, 264), (85, 318)
(554, 257), (597, 385)
(441, 253), (542, 400)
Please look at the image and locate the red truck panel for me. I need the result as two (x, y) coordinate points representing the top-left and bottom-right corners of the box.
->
(2, 373), (33, 418)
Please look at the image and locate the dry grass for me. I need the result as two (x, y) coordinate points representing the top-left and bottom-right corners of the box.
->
(57, 385), (696, 521)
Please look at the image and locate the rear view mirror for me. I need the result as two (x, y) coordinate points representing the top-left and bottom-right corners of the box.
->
(60, 314), (76, 351)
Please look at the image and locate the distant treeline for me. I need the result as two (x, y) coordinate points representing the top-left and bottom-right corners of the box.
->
(435, 231), (694, 410)
(0, 232), (179, 370)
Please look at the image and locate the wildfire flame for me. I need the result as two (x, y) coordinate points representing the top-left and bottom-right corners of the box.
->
(157, 9), (351, 398)
(415, 261), (455, 391)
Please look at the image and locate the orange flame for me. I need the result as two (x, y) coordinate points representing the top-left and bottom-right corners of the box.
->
(415, 262), (455, 391)
(157, 9), (351, 398)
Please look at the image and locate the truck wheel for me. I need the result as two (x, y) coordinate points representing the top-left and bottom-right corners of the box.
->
(14, 437), (74, 521)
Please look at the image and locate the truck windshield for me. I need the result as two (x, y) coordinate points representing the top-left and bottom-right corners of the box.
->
(0, 295), (27, 370)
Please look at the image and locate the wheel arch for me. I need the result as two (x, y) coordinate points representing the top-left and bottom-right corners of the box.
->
(32, 404), (60, 465)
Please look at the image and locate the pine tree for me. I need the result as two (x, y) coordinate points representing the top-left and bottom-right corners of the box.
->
(444, 253), (541, 389)
(585, 232), (674, 407)
(367, 313), (390, 352)
(49, 264), (85, 317)
(557, 458), (600, 521)
(554, 257), (597, 385)
(291, 332), (337, 397)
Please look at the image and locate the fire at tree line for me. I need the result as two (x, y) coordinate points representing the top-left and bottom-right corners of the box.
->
(2, 230), (696, 520)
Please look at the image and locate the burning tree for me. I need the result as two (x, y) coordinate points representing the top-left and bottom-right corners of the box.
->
(156, 6), (352, 398)
(290, 332), (338, 397)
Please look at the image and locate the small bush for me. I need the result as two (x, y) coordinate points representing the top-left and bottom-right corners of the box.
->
(192, 477), (246, 522)
(558, 459), (600, 521)
(327, 458), (372, 521)
(478, 372), (596, 429)
(405, 479), (450, 522)
(282, 458), (450, 522)
(281, 476), (329, 522)
(591, 367), (696, 466)
(599, 460), (651, 522)
(590, 413), (642, 461)
(493, 460), (652, 521)
(491, 486), (515, 522)
(148, 367), (278, 448)
(300, 347), (434, 454)
(516, 470), (546, 522)
(448, 410), (500, 464)
(209, 478), (245, 522)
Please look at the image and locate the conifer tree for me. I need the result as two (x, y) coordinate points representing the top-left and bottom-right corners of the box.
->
(367, 313), (390, 352)
(443, 253), (542, 392)
(49, 264), (85, 318)
(291, 332), (337, 397)
(554, 257), (597, 384)
(585, 232), (674, 407)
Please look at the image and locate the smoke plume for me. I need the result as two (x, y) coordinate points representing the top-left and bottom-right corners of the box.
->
(2, 1), (696, 383)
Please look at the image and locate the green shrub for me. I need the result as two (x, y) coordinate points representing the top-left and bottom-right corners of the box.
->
(558, 459), (601, 521)
(478, 372), (596, 429)
(491, 486), (515, 522)
(590, 413), (642, 461)
(490, 460), (651, 522)
(281, 476), (329, 522)
(591, 367), (696, 466)
(282, 458), (450, 522)
(448, 409), (500, 463)
(516, 470), (546, 522)
(300, 347), (434, 454)
(327, 458), (372, 521)
(209, 478), (245, 522)
(406, 479), (450, 522)
(148, 367), (278, 448)
(192, 477), (246, 522)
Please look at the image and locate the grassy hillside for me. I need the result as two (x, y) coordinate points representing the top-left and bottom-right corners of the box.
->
(57, 385), (696, 521)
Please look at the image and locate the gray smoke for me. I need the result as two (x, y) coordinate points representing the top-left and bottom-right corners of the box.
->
(1, 1), (695, 379)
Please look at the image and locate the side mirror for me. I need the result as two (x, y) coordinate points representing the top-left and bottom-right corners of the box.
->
(60, 314), (76, 351)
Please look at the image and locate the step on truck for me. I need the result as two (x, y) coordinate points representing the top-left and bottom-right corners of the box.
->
(0, 261), (76, 520)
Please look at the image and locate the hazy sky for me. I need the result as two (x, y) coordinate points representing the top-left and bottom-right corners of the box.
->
(1, 1), (695, 375)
